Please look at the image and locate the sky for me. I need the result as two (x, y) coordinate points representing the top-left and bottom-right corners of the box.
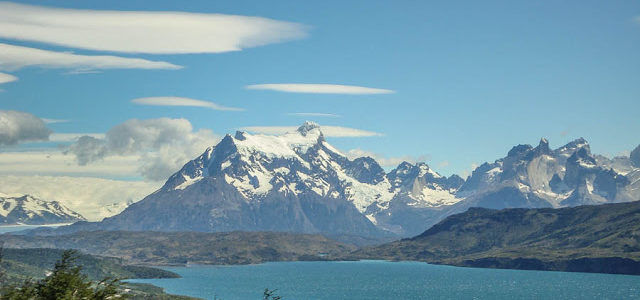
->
(0, 1), (639, 218)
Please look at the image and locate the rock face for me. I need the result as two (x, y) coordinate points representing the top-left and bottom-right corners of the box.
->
(78, 122), (464, 238)
(631, 145), (640, 168)
(57, 124), (639, 239)
(449, 138), (639, 220)
(0, 193), (85, 225)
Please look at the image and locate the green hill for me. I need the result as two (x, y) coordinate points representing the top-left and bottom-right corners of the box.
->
(0, 248), (197, 299)
(356, 201), (640, 275)
(1, 231), (357, 265)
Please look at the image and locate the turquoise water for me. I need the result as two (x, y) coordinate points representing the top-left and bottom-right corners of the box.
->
(0, 223), (69, 234)
(128, 260), (640, 300)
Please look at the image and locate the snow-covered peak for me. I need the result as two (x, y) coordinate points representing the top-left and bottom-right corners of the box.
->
(417, 163), (442, 178)
(0, 193), (85, 225)
(555, 138), (590, 157)
(232, 129), (323, 159)
(297, 121), (322, 136)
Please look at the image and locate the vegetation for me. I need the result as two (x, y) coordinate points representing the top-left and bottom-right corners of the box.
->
(0, 248), (196, 299)
(0, 249), (121, 299)
(355, 201), (640, 275)
(0, 248), (179, 283)
(1, 231), (356, 265)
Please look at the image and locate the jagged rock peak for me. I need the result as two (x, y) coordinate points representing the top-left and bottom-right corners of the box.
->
(297, 121), (322, 136)
(538, 138), (549, 149)
(631, 144), (640, 167)
(507, 144), (533, 157)
(234, 131), (247, 140)
(557, 137), (590, 152)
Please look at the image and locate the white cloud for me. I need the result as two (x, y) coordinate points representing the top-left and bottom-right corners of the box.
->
(0, 110), (52, 146)
(246, 84), (395, 95)
(239, 125), (383, 137)
(438, 160), (450, 168)
(346, 148), (430, 168)
(287, 112), (341, 118)
(0, 150), (140, 178)
(42, 118), (70, 124)
(49, 133), (105, 143)
(132, 97), (243, 111)
(66, 118), (219, 181)
(0, 175), (161, 221)
(0, 43), (181, 72)
(0, 2), (308, 54)
(0, 72), (18, 84)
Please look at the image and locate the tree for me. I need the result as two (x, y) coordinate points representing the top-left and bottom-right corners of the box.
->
(0, 249), (124, 300)
(263, 288), (282, 300)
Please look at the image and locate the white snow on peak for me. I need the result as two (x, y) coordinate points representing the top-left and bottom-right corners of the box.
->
(297, 121), (321, 136)
(418, 164), (442, 178)
(233, 127), (323, 159)
(174, 174), (203, 190)
(0, 193), (84, 220)
(408, 186), (460, 207)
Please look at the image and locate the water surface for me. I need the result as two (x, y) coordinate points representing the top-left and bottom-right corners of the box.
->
(0, 223), (70, 234)
(128, 260), (640, 300)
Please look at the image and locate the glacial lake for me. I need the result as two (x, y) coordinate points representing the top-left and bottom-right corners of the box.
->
(0, 223), (70, 234)
(127, 260), (640, 300)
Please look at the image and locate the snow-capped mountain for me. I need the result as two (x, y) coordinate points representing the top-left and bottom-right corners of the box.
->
(451, 138), (639, 214)
(55, 123), (639, 239)
(0, 193), (86, 225)
(81, 122), (462, 238)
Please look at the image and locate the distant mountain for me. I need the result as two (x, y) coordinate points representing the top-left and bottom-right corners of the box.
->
(355, 200), (640, 275)
(448, 138), (639, 218)
(0, 193), (85, 225)
(41, 123), (639, 239)
(56, 122), (462, 239)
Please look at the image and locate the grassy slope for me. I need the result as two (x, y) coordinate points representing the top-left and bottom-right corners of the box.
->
(1, 231), (357, 265)
(0, 248), (197, 299)
(355, 201), (640, 274)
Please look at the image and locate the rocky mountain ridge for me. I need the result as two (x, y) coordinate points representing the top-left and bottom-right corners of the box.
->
(0, 193), (86, 225)
(44, 122), (639, 239)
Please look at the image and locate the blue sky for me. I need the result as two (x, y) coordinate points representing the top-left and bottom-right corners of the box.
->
(1, 0), (639, 180)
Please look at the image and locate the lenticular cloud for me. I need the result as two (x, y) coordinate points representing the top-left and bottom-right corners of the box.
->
(0, 2), (308, 54)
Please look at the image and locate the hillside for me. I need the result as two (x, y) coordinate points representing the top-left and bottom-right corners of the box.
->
(1, 231), (357, 265)
(0, 248), (197, 299)
(356, 200), (640, 275)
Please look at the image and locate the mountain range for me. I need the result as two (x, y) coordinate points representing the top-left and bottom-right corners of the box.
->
(0, 193), (85, 225)
(37, 122), (640, 240)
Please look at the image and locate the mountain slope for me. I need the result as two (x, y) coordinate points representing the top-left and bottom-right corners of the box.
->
(446, 139), (639, 221)
(0, 193), (85, 225)
(356, 200), (640, 274)
(56, 122), (463, 238)
(38, 123), (638, 239)
(0, 231), (356, 265)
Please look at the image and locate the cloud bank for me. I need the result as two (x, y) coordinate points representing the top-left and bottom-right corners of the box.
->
(132, 97), (243, 111)
(0, 2), (308, 54)
(0, 151), (139, 178)
(0, 175), (160, 221)
(0, 72), (18, 84)
(0, 110), (52, 146)
(239, 125), (382, 137)
(66, 118), (219, 181)
(246, 84), (395, 95)
(0, 43), (181, 72)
